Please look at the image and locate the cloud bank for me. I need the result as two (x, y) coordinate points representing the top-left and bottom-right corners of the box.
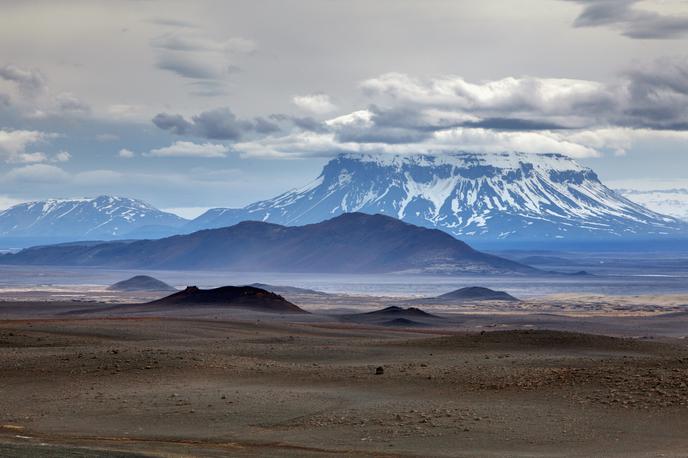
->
(567, 0), (688, 39)
(149, 56), (688, 160)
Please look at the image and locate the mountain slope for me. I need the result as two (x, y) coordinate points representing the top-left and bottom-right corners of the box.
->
(618, 189), (688, 222)
(0, 213), (536, 275)
(0, 196), (188, 240)
(188, 152), (684, 241)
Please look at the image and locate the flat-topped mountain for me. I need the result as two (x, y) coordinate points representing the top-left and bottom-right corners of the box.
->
(150, 285), (306, 313)
(107, 275), (176, 292)
(0, 213), (536, 275)
(188, 152), (685, 241)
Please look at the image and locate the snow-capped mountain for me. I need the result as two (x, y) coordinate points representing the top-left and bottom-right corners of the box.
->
(0, 196), (187, 240)
(617, 189), (688, 222)
(189, 152), (686, 241)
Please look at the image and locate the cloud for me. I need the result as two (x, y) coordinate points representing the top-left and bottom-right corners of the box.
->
(5, 164), (69, 183)
(292, 93), (337, 114)
(187, 108), (246, 139)
(233, 127), (602, 159)
(219, 57), (688, 160)
(621, 56), (688, 130)
(151, 33), (255, 54)
(16, 152), (49, 163)
(107, 104), (146, 120)
(151, 31), (255, 87)
(432, 127), (600, 158)
(567, 0), (688, 39)
(152, 112), (193, 135)
(359, 59), (688, 132)
(187, 80), (231, 97)
(53, 92), (90, 115)
(146, 17), (198, 29)
(0, 195), (23, 211)
(156, 52), (229, 79)
(0, 64), (47, 96)
(147, 141), (229, 158)
(118, 148), (135, 158)
(0, 129), (55, 163)
(360, 72), (617, 127)
(0, 64), (95, 121)
(152, 107), (280, 140)
(53, 151), (71, 162)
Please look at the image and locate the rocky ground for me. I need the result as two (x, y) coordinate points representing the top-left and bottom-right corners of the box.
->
(1, 315), (688, 457)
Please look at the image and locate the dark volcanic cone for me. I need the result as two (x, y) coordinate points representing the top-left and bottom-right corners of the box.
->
(437, 286), (518, 302)
(149, 285), (307, 313)
(364, 306), (439, 318)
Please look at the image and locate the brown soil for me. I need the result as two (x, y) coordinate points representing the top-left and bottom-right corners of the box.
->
(1, 316), (688, 456)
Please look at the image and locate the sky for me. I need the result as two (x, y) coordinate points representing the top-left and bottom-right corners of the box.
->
(0, 0), (687, 218)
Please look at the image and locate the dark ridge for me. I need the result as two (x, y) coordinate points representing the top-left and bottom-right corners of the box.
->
(364, 306), (438, 318)
(149, 285), (307, 314)
(437, 286), (518, 302)
(0, 212), (536, 275)
(107, 275), (176, 292)
(570, 270), (593, 276)
(381, 318), (431, 327)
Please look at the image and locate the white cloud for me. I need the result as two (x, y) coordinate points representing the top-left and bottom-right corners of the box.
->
(432, 128), (600, 158)
(17, 152), (49, 163)
(360, 72), (616, 128)
(293, 93), (337, 114)
(118, 148), (135, 158)
(148, 141), (229, 158)
(5, 164), (69, 183)
(359, 62), (688, 131)
(52, 92), (90, 115)
(0, 64), (47, 96)
(53, 151), (71, 162)
(234, 127), (602, 159)
(0, 129), (56, 163)
(0, 195), (23, 211)
(566, 128), (688, 156)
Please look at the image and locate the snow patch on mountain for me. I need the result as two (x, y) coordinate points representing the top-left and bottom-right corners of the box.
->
(618, 189), (688, 222)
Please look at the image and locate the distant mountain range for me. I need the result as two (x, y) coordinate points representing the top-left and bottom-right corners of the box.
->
(0, 196), (186, 245)
(618, 189), (688, 222)
(188, 152), (685, 241)
(1, 153), (686, 248)
(0, 213), (535, 275)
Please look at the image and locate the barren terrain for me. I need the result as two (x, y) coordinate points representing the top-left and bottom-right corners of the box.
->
(2, 297), (688, 456)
